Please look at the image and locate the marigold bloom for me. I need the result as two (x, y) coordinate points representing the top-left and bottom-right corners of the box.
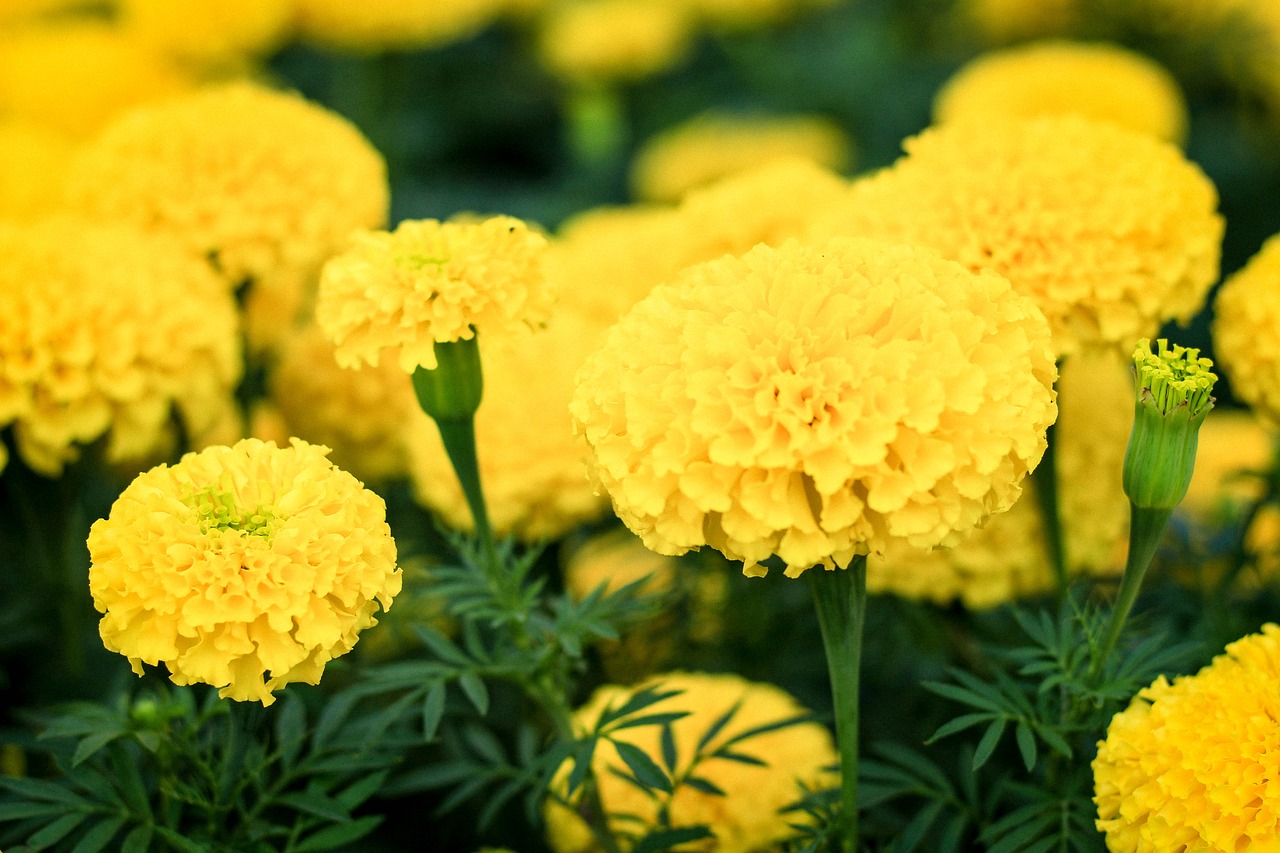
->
(0, 218), (240, 475)
(572, 237), (1057, 577)
(0, 119), (75, 221)
(545, 672), (837, 853)
(934, 41), (1187, 144)
(62, 81), (388, 350)
(808, 116), (1222, 357)
(295, 0), (507, 51)
(536, 0), (695, 84)
(1093, 624), (1280, 850)
(630, 112), (852, 203)
(317, 215), (552, 373)
(88, 438), (402, 706)
(0, 20), (191, 138)
(1213, 234), (1280, 423)
(117, 0), (294, 67)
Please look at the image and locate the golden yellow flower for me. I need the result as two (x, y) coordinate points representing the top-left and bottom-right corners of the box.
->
(407, 308), (609, 539)
(116, 0), (294, 67)
(62, 81), (388, 351)
(294, 0), (508, 52)
(317, 215), (552, 372)
(0, 218), (240, 476)
(571, 237), (1058, 577)
(934, 41), (1187, 144)
(267, 323), (417, 484)
(1093, 624), (1280, 851)
(536, 0), (695, 84)
(808, 116), (1223, 357)
(87, 438), (402, 706)
(0, 20), (192, 138)
(0, 0), (94, 23)
(629, 111), (852, 203)
(545, 671), (837, 853)
(1213, 234), (1280, 424)
(0, 119), (75, 222)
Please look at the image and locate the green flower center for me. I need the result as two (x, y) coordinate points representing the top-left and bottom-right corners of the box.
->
(187, 486), (277, 538)
(1133, 337), (1216, 417)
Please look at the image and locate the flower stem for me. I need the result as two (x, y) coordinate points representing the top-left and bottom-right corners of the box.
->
(1032, 417), (1067, 596)
(1090, 505), (1173, 679)
(806, 557), (867, 852)
(433, 415), (495, 551)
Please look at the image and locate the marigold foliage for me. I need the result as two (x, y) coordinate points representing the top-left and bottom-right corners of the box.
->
(562, 527), (677, 602)
(117, 0), (294, 66)
(1093, 624), (1280, 851)
(0, 218), (240, 475)
(317, 215), (552, 373)
(808, 115), (1223, 357)
(62, 81), (389, 350)
(1213, 234), (1280, 423)
(544, 671), (837, 853)
(87, 438), (402, 706)
(572, 237), (1057, 577)
(934, 40), (1188, 144)
(536, 0), (695, 83)
(295, 0), (508, 52)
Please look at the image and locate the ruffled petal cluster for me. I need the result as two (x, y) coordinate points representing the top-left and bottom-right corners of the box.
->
(536, 0), (695, 83)
(807, 115), (1223, 356)
(1213, 234), (1280, 423)
(62, 81), (388, 350)
(317, 215), (552, 372)
(572, 237), (1058, 577)
(87, 438), (402, 706)
(117, 0), (294, 67)
(545, 671), (837, 853)
(295, 0), (508, 52)
(933, 40), (1187, 143)
(0, 218), (240, 475)
(1093, 624), (1280, 851)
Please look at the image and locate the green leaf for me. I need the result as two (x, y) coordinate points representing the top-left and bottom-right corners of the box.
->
(630, 825), (714, 853)
(612, 741), (671, 793)
(1035, 725), (1073, 760)
(71, 731), (124, 768)
(710, 749), (767, 767)
(421, 683), (447, 741)
(694, 701), (741, 754)
(659, 723), (678, 774)
(461, 725), (506, 766)
(0, 802), (76, 821)
(899, 799), (944, 853)
(276, 790), (351, 823)
(334, 770), (389, 811)
(312, 692), (360, 752)
(926, 712), (996, 745)
(275, 694), (307, 770)
(457, 672), (489, 716)
(972, 719), (1007, 772)
(922, 680), (1003, 714)
(119, 823), (153, 853)
(682, 776), (725, 797)
(70, 815), (127, 853)
(0, 777), (89, 805)
(477, 777), (525, 830)
(717, 715), (812, 750)
(107, 744), (152, 819)
(27, 812), (88, 850)
(292, 815), (383, 852)
(599, 686), (683, 729)
(565, 739), (597, 796)
(938, 811), (969, 853)
(608, 712), (690, 732)
(1015, 722), (1037, 771)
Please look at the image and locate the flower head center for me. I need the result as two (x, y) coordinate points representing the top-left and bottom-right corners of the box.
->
(186, 486), (278, 539)
(1133, 337), (1216, 417)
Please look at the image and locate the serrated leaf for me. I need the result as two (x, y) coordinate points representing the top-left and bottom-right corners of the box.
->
(457, 672), (489, 715)
(70, 815), (127, 853)
(630, 824), (714, 853)
(1015, 722), (1037, 771)
(612, 741), (671, 793)
(292, 815), (383, 852)
(972, 719), (1007, 772)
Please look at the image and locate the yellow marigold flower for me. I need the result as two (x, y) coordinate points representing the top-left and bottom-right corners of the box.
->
(407, 309), (610, 539)
(808, 116), (1223, 357)
(268, 324), (417, 484)
(0, 119), (75, 222)
(1213, 234), (1280, 424)
(571, 237), (1058, 577)
(87, 438), (402, 706)
(62, 81), (389, 351)
(934, 41), (1187, 144)
(545, 671), (837, 853)
(1093, 624), (1280, 851)
(0, 218), (240, 476)
(317, 215), (552, 373)
(629, 111), (853, 203)
(117, 0), (294, 67)
(0, 20), (192, 139)
(536, 0), (695, 84)
(295, 0), (508, 52)
(868, 347), (1130, 607)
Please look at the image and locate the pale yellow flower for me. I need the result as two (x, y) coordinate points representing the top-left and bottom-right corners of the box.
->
(295, 0), (507, 52)
(88, 438), (402, 706)
(537, 0), (695, 84)
(545, 671), (837, 853)
(316, 215), (551, 372)
(1213, 234), (1280, 424)
(1093, 624), (1280, 851)
(116, 0), (294, 67)
(572, 237), (1058, 577)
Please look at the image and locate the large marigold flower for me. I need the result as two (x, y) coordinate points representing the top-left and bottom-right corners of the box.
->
(1213, 234), (1280, 423)
(933, 41), (1187, 143)
(62, 81), (388, 350)
(1093, 624), (1280, 850)
(571, 237), (1058, 577)
(316, 215), (552, 372)
(117, 0), (294, 67)
(87, 438), (402, 706)
(0, 218), (240, 475)
(807, 115), (1223, 357)
(294, 0), (507, 52)
(544, 671), (837, 853)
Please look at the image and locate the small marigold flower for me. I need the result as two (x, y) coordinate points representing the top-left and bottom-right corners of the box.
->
(544, 671), (837, 853)
(117, 0), (294, 67)
(295, 0), (508, 52)
(87, 438), (402, 706)
(571, 237), (1058, 577)
(536, 0), (695, 84)
(933, 40), (1188, 143)
(1213, 234), (1280, 423)
(629, 112), (852, 203)
(62, 81), (388, 351)
(1093, 624), (1280, 851)
(0, 218), (240, 475)
(316, 215), (552, 373)
(807, 115), (1223, 357)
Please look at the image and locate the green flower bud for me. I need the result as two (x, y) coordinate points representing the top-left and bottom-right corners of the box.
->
(411, 334), (484, 422)
(1122, 338), (1217, 510)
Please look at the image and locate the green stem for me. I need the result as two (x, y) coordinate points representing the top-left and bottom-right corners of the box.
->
(1090, 505), (1173, 679)
(218, 700), (264, 821)
(433, 415), (495, 553)
(1032, 417), (1067, 596)
(807, 558), (867, 853)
